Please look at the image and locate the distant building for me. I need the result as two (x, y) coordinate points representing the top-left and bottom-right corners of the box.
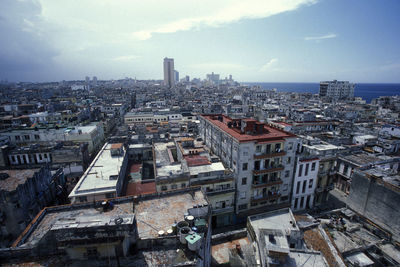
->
(163, 57), (175, 88)
(319, 80), (355, 100)
(92, 76), (97, 86)
(174, 70), (179, 84)
(206, 72), (220, 85)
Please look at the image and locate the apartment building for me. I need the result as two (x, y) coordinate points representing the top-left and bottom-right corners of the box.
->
(153, 137), (235, 227)
(199, 114), (298, 220)
(291, 157), (319, 211)
(319, 80), (355, 100)
(68, 142), (128, 203)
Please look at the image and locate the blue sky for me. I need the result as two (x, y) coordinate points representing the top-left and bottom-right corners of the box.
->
(0, 0), (399, 82)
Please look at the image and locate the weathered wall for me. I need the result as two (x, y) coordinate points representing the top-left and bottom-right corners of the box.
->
(347, 171), (400, 242)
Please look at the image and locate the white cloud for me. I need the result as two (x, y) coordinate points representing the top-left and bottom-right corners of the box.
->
(305, 33), (337, 41)
(131, 0), (317, 40)
(259, 58), (278, 72)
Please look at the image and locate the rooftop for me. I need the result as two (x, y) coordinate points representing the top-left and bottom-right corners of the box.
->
(69, 142), (126, 198)
(135, 190), (208, 239)
(0, 169), (40, 192)
(248, 208), (300, 233)
(201, 114), (296, 143)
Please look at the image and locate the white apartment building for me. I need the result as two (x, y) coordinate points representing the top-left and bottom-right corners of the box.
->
(69, 142), (128, 203)
(319, 80), (355, 100)
(199, 115), (298, 219)
(291, 157), (319, 211)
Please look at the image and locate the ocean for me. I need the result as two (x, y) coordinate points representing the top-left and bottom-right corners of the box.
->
(243, 82), (400, 103)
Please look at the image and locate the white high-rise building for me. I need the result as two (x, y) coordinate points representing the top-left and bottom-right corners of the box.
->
(163, 57), (175, 88)
(319, 80), (355, 100)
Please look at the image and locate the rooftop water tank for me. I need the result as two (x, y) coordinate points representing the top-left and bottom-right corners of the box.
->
(186, 233), (202, 251)
(179, 226), (192, 244)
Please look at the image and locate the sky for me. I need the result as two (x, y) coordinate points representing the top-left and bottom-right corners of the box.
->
(0, 0), (400, 83)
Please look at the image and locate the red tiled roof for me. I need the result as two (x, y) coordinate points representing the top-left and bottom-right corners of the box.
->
(184, 155), (210, 166)
(126, 181), (156, 196)
(201, 114), (296, 143)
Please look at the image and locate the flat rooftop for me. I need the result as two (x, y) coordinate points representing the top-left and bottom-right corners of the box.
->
(69, 143), (126, 198)
(19, 200), (134, 248)
(0, 169), (40, 192)
(188, 162), (225, 176)
(248, 208), (300, 233)
(201, 114), (296, 143)
(135, 190), (208, 239)
(340, 153), (389, 166)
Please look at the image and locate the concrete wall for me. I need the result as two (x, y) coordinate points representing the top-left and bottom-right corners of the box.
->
(347, 171), (400, 242)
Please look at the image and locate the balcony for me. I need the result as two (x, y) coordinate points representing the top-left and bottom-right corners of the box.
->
(254, 150), (286, 160)
(212, 205), (234, 215)
(252, 179), (283, 188)
(190, 174), (234, 186)
(251, 193), (281, 202)
(253, 164), (284, 175)
(205, 187), (235, 196)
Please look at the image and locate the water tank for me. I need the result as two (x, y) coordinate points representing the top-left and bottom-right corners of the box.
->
(186, 233), (202, 251)
(167, 229), (173, 235)
(158, 230), (165, 237)
(179, 227), (192, 244)
(185, 215), (195, 226)
(177, 221), (189, 234)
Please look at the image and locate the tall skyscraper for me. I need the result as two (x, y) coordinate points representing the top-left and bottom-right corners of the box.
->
(174, 70), (179, 84)
(319, 80), (355, 100)
(163, 58), (174, 88)
(92, 76), (97, 86)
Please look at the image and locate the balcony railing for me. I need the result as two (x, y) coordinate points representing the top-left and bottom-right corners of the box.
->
(251, 193), (281, 202)
(190, 174), (234, 186)
(254, 150), (286, 159)
(205, 187), (235, 196)
(253, 164), (284, 175)
(212, 205), (234, 215)
(252, 179), (283, 188)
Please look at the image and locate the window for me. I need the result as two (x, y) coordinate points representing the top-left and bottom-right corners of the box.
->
(86, 247), (98, 258)
(300, 196), (304, 208)
(283, 184), (288, 191)
(296, 181), (300, 194)
(181, 183), (186, 188)
(239, 192), (246, 199)
(15, 135), (21, 141)
(24, 135), (30, 140)
(243, 151), (248, 156)
(287, 157), (291, 164)
(238, 204), (247, 210)
(302, 181), (307, 193)
(288, 142), (293, 150)
(34, 134), (40, 140)
(294, 198), (299, 209)
(241, 177), (247, 185)
(275, 143), (281, 152)
(285, 171), (290, 178)
(311, 162), (316, 171)
(242, 163), (248, 171)
(161, 185), (167, 191)
(256, 145), (261, 152)
(39, 154), (43, 160)
(254, 161), (260, 170)
(305, 163), (309, 176)
(78, 196), (87, 202)
(266, 144), (271, 153)
(309, 179), (313, 188)
(298, 164), (303, 177)
(171, 184), (178, 189)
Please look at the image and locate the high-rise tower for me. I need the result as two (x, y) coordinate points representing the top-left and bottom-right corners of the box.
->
(163, 58), (175, 88)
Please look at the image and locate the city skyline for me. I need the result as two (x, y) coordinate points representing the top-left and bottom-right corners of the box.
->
(1, 0), (400, 83)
